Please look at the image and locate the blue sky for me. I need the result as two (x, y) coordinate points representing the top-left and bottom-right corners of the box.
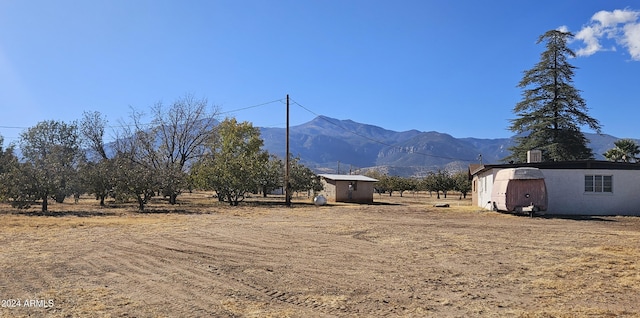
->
(1, 0), (639, 145)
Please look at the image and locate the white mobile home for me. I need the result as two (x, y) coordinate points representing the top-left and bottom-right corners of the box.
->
(471, 161), (640, 216)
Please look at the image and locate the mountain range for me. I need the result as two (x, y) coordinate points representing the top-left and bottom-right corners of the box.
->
(259, 116), (625, 177)
(9, 116), (620, 178)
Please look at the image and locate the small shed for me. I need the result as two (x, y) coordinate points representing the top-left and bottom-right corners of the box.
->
(318, 174), (378, 203)
(491, 167), (547, 214)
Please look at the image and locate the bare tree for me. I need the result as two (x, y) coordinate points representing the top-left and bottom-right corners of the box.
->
(110, 108), (159, 211)
(111, 95), (220, 209)
(80, 111), (109, 161)
(79, 111), (114, 206)
(150, 94), (220, 204)
(151, 94), (219, 204)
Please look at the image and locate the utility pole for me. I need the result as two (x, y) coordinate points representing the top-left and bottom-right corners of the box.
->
(285, 94), (291, 206)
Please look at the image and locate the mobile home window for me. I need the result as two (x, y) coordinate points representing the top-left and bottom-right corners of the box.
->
(584, 175), (612, 193)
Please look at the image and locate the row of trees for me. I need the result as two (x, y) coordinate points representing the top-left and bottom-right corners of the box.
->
(365, 170), (471, 199)
(0, 95), (321, 212)
(4, 27), (634, 214)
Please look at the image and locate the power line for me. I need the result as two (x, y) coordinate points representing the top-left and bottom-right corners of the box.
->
(0, 126), (26, 129)
(3, 96), (479, 163)
(105, 99), (285, 129)
(219, 98), (285, 116)
(0, 98), (285, 131)
(290, 98), (478, 163)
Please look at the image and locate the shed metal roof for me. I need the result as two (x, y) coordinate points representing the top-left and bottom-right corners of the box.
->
(319, 174), (379, 182)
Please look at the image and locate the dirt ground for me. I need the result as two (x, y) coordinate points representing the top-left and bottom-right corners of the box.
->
(1, 192), (639, 317)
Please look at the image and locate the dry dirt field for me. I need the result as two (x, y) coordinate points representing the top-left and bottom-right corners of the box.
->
(1, 192), (639, 317)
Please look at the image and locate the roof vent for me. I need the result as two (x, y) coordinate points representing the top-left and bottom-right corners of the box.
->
(527, 150), (542, 163)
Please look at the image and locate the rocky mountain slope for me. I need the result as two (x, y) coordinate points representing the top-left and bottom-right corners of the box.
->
(260, 116), (623, 177)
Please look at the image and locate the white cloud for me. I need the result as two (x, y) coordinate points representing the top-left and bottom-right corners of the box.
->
(622, 22), (640, 60)
(592, 9), (639, 27)
(572, 8), (640, 61)
(575, 25), (603, 56)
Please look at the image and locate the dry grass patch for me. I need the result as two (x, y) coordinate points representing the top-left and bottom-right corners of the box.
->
(1, 192), (639, 317)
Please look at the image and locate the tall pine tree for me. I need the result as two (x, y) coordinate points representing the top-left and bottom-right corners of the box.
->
(507, 30), (601, 163)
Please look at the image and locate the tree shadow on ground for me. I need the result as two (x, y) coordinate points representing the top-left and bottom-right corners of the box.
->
(137, 208), (212, 215)
(362, 201), (402, 206)
(4, 210), (120, 217)
(237, 200), (403, 207)
(539, 214), (617, 222)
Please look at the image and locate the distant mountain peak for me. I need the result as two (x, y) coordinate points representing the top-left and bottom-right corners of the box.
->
(260, 117), (626, 177)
